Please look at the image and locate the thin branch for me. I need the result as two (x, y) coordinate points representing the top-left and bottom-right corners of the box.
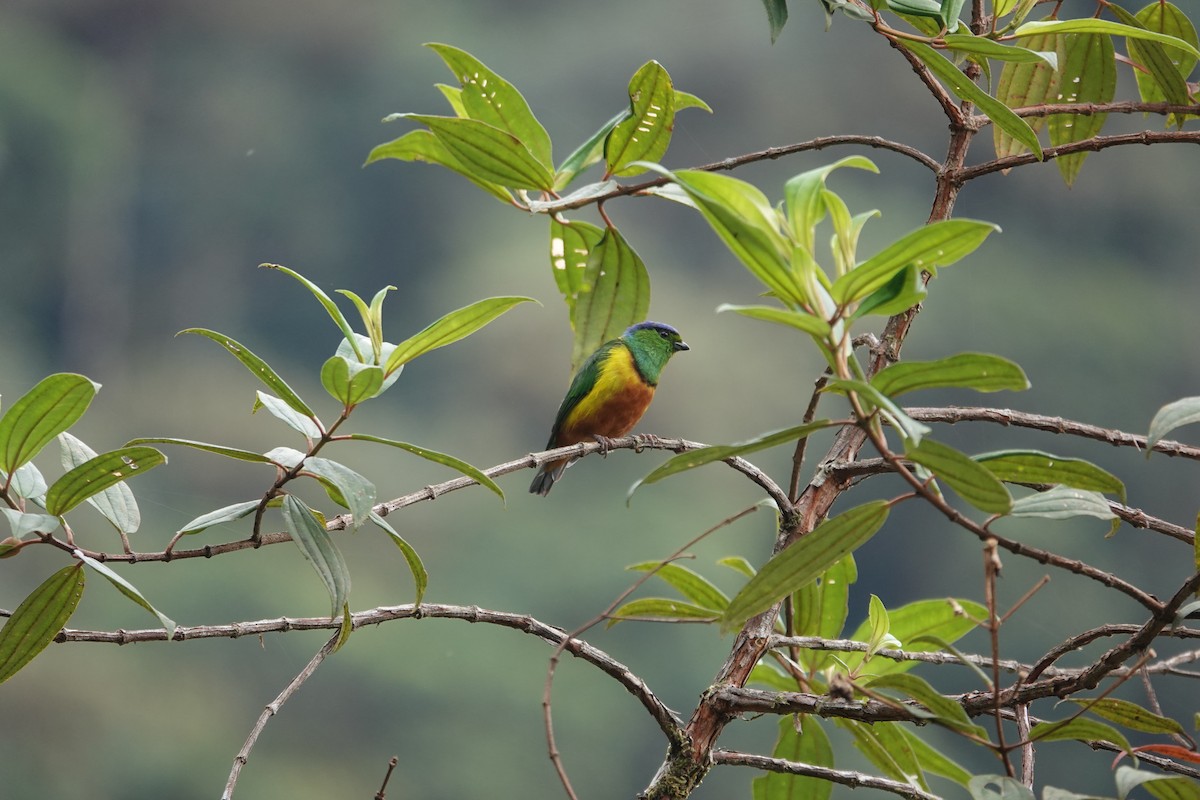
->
(955, 130), (1200, 182)
(1006, 100), (1200, 119)
(712, 749), (941, 800)
(905, 405), (1200, 460)
(55, 436), (790, 565)
(223, 631), (340, 800)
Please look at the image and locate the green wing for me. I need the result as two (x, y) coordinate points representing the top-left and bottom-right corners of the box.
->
(547, 340), (620, 444)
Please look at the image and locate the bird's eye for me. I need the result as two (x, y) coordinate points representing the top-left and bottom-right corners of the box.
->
(659, 330), (670, 339)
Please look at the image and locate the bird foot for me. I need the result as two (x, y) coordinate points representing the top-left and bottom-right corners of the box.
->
(591, 434), (617, 457)
(632, 433), (661, 453)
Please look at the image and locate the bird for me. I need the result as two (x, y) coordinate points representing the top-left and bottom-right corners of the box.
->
(530, 321), (689, 496)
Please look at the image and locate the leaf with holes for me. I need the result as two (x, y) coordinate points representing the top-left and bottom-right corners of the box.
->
(1048, 33), (1115, 186)
(59, 433), (141, 535)
(606, 61), (676, 177)
(569, 226), (650, 373)
(44, 447), (166, 517)
(426, 43), (552, 168)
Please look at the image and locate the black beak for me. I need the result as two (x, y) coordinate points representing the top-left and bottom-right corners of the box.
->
(674, 340), (690, 352)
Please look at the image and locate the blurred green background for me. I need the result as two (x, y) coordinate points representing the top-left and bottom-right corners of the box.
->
(2, 1), (1199, 798)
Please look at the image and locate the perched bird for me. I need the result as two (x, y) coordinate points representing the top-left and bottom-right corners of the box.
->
(530, 321), (689, 496)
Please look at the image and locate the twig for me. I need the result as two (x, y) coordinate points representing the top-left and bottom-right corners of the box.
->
(375, 757), (399, 800)
(955, 130), (1200, 182)
(223, 631), (340, 800)
(712, 749), (941, 800)
(904, 405), (1200, 461)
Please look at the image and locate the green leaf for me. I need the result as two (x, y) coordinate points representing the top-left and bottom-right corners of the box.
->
(176, 500), (262, 537)
(259, 264), (361, 359)
(555, 111), (627, 190)
(865, 593), (901, 658)
(994, 29), (1058, 159)
(627, 562), (730, 611)
(281, 495), (350, 617)
(716, 304), (831, 338)
(0, 508), (60, 538)
(124, 437), (274, 464)
(850, 264), (927, 319)
(898, 726), (972, 786)
(44, 447), (166, 517)
(364, 129), (513, 202)
(384, 296), (535, 374)
(721, 501), (890, 633)
(1009, 486), (1116, 521)
(661, 167), (803, 307)
(347, 434), (504, 502)
(783, 156), (878, 255)
(76, 553), (175, 635)
(969, 775), (1037, 800)
(1049, 33), (1116, 186)
(843, 597), (985, 676)
(570, 226), (651, 373)
(942, 33), (1057, 66)
(748, 663), (797, 691)
(1116, 766), (1200, 800)
(1030, 716), (1132, 754)
(1148, 396), (1200, 451)
(369, 512), (427, 607)
(3, 462), (47, 501)
(58, 433), (141, 535)
(320, 356), (385, 407)
(824, 378), (932, 445)
(830, 218), (1000, 304)
(836, 719), (921, 786)
(753, 717), (833, 800)
(719, 556), (757, 579)
(398, 114), (555, 190)
(940, 0), (966, 30)
(425, 43), (553, 168)
(0, 564), (85, 685)
(976, 450), (1125, 501)
(265, 447), (306, 469)
(760, 0), (789, 43)
(907, 438), (1013, 514)
(302, 457), (376, 528)
(901, 40), (1043, 159)
(1013, 18), (1200, 60)
(792, 553), (856, 673)
(888, 0), (945, 21)
(1123, 2), (1199, 118)
(873, 352), (1029, 397)
(254, 391), (322, 440)
(1071, 697), (1187, 735)
(867, 672), (987, 735)
(607, 597), (719, 625)
(0, 374), (99, 473)
(549, 218), (604, 322)
(605, 61), (677, 177)
(180, 328), (315, 418)
(630, 420), (835, 496)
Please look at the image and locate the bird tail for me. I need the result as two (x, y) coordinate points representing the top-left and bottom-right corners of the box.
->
(529, 467), (557, 496)
(529, 458), (572, 496)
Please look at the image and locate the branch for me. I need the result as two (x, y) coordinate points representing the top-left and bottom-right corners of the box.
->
(55, 603), (685, 745)
(904, 405), (1200, 460)
(1007, 101), (1200, 119)
(956, 130), (1200, 181)
(61, 436), (789, 564)
(534, 136), (942, 213)
(223, 631), (339, 800)
(712, 749), (941, 800)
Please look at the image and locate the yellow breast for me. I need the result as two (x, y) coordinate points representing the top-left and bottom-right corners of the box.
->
(559, 346), (655, 444)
